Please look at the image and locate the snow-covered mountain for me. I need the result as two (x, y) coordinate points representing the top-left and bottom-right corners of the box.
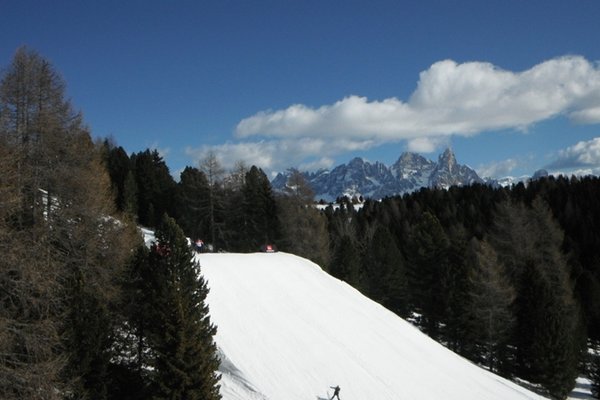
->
(272, 148), (484, 201)
(199, 252), (548, 400)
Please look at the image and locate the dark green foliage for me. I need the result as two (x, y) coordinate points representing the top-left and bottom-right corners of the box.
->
(103, 142), (133, 212)
(108, 245), (153, 399)
(237, 166), (280, 251)
(329, 235), (361, 286)
(176, 166), (211, 241)
(363, 226), (409, 317)
(146, 215), (221, 400)
(131, 149), (177, 227)
(406, 211), (450, 339)
(442, 226), (472, 354)
(319, 179), (600, 396)
(64, 289), (112, 400)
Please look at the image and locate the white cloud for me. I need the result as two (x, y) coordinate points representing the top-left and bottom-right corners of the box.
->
(407, 136), (448, 153)
(184, 137), (376, 176)
(546, 137), (600, 170)
(193, 56), (600, 176)
(236, 56), (600, 142)
(476, 158), (520, 178)
(298, 157), (335, 172)
(570, 107), (600, 124)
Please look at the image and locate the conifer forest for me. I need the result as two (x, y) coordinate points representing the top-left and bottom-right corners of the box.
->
(2, 48), (600, 400)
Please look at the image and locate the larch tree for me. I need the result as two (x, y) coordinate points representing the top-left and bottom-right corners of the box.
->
(0, 47), (138, 399)
(466, 238), (516, 374)
(200, 151), (225, 248)
(277, 169), (330, 267)
(490, 198), (582, 398)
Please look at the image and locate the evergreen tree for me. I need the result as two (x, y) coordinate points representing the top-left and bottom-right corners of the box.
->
(490, 198), (581, 398)
(176, 166), (210, 241)
(442, 225), (472, 354)
(239, 166), (279, 251)
(363, 226), (409, 317)
(278, 169), (330, 266)
(146, 215), (221, 400)
(103, 142), (133, 212)
(131, 149), (177, 227)
(329, 235), (361, 286)
(108, 245), (152, 400)
(465, 238), (516, 374)
(406, 211), (450, 339)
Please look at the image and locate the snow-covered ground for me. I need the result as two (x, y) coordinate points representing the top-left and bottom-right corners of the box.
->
(197, 252), (551, 400)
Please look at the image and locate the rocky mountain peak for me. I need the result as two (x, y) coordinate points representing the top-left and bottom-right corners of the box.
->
(348, 157), (365, 168)
(272, 149), (484, 201)
(437, 148), (457, 172)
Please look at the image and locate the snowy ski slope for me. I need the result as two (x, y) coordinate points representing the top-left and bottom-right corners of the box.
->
(197, 252), (548, 400)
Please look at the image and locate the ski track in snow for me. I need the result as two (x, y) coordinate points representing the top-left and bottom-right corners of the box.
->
(197, 252), (551, 400)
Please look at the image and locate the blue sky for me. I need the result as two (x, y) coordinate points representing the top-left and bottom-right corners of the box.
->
(2, 0), (600, 179)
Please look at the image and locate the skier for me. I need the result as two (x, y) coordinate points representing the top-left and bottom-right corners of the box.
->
(330, 385), (341, 400)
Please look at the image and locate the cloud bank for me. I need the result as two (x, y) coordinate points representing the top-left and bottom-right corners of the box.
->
(477, 158), (521, 179)
(237, 56), (600, 146)
(546, 137), (600, 171)
(185, 138), (375, 177)
(189, 56), (600, 175)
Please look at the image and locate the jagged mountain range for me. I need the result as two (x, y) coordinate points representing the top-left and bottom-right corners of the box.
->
(272, 148), (485, 201)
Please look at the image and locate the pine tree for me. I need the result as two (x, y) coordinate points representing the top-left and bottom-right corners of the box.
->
(363, 226), (408, 316)
(108, 245), (152, 400)
(442, 225), (473, 354)
(146, 215), (221, 400)
(239, 166), (279, 251)
(131, 149), (177, 227)
(176, 166), (210, 240)
(406, 211), (450, 339)
(103, 142), (133, 212)
(329, 235), (361, 286)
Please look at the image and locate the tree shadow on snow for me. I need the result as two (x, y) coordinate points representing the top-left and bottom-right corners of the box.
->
(569, 379), (594, 399)
(316, 397), (329, 400)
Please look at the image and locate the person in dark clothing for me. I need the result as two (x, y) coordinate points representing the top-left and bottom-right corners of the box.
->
(330, 385), (341, 400)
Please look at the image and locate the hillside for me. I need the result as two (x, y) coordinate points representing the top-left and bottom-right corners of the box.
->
(197, 252), (548, 400)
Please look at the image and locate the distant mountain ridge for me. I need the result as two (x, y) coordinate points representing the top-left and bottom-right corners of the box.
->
(272, 148), (485, 201)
